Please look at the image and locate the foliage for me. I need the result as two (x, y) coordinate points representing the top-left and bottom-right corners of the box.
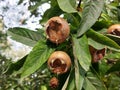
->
(1, 0), (120, 90)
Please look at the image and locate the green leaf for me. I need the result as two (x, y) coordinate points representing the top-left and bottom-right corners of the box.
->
(40, 85), (47, 90)
(74, 61), (85, 90)
(18, 0), (24, 4)
(107, 74), (120, 90)
(4, 55), (27, 75)
(69, 0), (76, 8)
(8, 27), (44, 47)
(57, 0), (77, 13)
(107, 60), (120, 74)
(99, 60), (110, 76)
(19, 40), (55, 78)
(73, 46), (85, 90)
(72, 35), (91, 71)
(117, 6), (120, 21)
(86, 71), (106, 90)
(40, 3), (63, 25)
(105, 52), (120, 59)
(65, 69), (76, 90)
(64, 13), (81, 29)
(87, 29), (120, 52)
(88, 38), (106, 50)
(84, 78), (96, 90)
(106, 34), (120, 45)
(77, 0), (104, 37)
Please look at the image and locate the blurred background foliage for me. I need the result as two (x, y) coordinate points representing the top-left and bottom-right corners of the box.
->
(0, 0), (120, 90)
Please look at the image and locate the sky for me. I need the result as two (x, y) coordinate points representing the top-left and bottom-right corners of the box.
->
(0, 0), (50, 30)
(0, 0), (50, 61)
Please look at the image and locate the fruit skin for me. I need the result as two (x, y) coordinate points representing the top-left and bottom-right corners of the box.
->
(89, 46), (106, 63)
(107, 24), (120, 36)
(47, 51), (71, 75)
(49, 77), (59, 89)
(45, 16), (70, 44)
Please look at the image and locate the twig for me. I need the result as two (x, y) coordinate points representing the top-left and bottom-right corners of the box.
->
(77, 0), (82, 12)
(77, 0), (82, 8)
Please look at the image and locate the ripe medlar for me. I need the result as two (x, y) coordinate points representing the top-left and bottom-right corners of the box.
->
(89, 46), (106, 63)
(45, 16), (70, 44)
(107, 24), (120, 36)
(49, 77), (59, 89)
(47, 51), (71, 75)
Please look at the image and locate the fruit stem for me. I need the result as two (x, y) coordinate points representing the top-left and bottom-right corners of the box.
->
(77, 0), (82, 8)
(77, 0), (82, 12)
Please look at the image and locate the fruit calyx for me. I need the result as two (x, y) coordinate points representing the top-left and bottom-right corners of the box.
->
(49, 77), (59, 89)
(47, 51), (71, 74)
(89, 46), (106, 63)
(45, 16), (70, 44)
(107, 24), (120, 36)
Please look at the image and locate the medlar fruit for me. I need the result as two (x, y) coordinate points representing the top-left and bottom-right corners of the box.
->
(45, 16), (70, 44)
(107, 24), (120, 36)
(49, 77), (59, 89)
(89, 46), (106, 63)
(47, 51), (71, 74)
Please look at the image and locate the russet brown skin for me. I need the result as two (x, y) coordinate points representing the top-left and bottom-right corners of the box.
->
(45, 17), (70, 44)
(89, 46), (105, 63)
(49, 77), (59, 89)
(47, 51), (71, 75)
(107, 24), (120, 36)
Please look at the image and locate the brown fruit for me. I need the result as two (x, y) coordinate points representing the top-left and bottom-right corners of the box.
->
(89, 46), (106, 63)
(107, 24), (120, 36)
(47, 51), (71, 74)
(49, 77), (59, 89)
(45, 16), (70, 44)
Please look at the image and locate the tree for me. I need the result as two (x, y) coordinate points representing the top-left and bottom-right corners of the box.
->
(1, 0), (120, 90)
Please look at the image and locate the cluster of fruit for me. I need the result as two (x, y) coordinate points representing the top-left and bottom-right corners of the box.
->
(45, 16), (120, 88)
(45, 17), (71, 88)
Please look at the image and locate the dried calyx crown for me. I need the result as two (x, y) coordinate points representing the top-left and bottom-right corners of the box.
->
(107, 24), (120, 36)
(45, 16), (70, 44)
(47, 51), (71, 75)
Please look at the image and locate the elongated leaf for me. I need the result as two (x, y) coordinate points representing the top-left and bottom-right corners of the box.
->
(5, 55), (27, 75)
(106, 74), (120, 89)
(99, 60), (110, 76)
(77, 0), (104, 37)
(64, 13), (81, 29)
(69, 0), (76, 8)
(105, 52), (120, 59)
(19, 40), (55, 78)
(61, 75), (70, 90)
(57, 0), (77, 13)
(65, 70), (76, 90)
(40, 4), (63, 25)
(86, 71), (106, 90)
(40, 85), (47, 90)
(84, 78), (96, 90)
(74, 61), (85, 90)
(75, 64), (83, 90)
(88, 38), (105, 50)
(72, 35), (91, 71)
(87, 29), (120, 52)
(8, 27), (44, 47)
(73, 45), (85, 90)
(8, 30), (36, 47)
(106, 34), (120, 45)
(118, 6), (120, 21)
